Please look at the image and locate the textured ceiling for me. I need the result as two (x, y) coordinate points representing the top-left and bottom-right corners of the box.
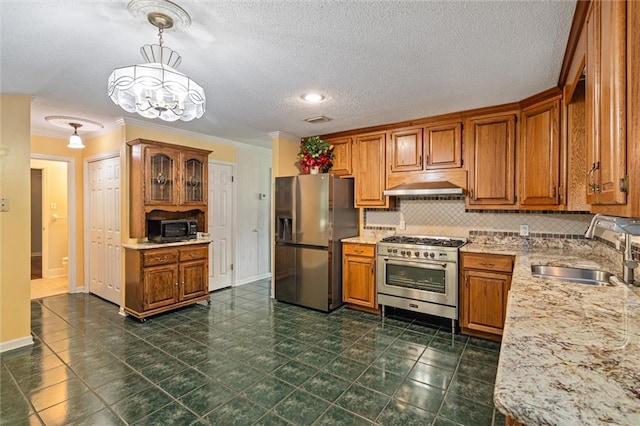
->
(0, 0), (576, 148)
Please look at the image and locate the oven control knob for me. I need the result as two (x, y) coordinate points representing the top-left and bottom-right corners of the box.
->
(400, 250), (406, 256)
(392, 248), (398, 254)
(414, 251), (420, 257)
(423, 252), (429, 258)
(429, 252), (435, 258)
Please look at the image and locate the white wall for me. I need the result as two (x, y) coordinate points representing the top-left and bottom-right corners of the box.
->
(235, 147), (272, 285)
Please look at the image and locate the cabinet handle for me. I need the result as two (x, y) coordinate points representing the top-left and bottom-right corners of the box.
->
(552, 186), (556, 198)
(469, 189), (474, 200)
(354, 249), (364, 254)
(465, 277), (469, 288)
(155, 256), (168, 262)
(479, 262), (495, 267)
(419, 155), (423, 166)
(425, 154), (429, 165)
(189, 253), (198, 258)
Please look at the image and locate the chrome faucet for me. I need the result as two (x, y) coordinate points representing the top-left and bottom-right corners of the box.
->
(585, 214), (640, 285)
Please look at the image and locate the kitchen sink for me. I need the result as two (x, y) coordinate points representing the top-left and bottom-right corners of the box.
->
(530, 265), (613, 286)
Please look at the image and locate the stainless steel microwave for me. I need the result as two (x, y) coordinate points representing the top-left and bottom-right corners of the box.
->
(147, 219), (197, 243)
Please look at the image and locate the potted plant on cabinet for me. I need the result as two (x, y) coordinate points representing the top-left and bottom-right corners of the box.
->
(298, 136), (334, 174)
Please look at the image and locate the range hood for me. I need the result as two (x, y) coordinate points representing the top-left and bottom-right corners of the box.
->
(383, 181), (464, 196)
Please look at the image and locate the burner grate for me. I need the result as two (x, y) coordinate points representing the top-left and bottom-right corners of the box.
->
(380, 235), (466, 248)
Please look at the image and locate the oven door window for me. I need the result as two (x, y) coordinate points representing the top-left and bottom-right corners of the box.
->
(385, 262), (446, 293)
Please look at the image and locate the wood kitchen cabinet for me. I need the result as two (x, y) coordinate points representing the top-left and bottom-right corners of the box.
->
(124, 243), (210, 320)
(354, 132), (392, 207)
(387, 127), (423, 173)
(425, 121), (463, 170)
(585, 0), (627, 206)
(128, 139), (211, 238)
(465, 110), (518, 208)
(342, 242), (378, 312)
(460, 252), (514, 341)
(387, 121), (463, 173)
(519, 92), (563, 208)
(326, 136), (353, 177)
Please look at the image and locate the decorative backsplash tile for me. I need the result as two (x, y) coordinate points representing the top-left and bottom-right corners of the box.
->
(364, 198), (594, 238)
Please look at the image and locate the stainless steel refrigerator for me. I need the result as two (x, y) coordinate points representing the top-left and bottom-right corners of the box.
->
(275, 174), (358, 311)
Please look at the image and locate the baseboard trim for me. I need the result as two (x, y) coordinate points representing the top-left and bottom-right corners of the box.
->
(0, 335), (34, 353)
(118, 307), (127, 317)
(234, 273), (272, 286)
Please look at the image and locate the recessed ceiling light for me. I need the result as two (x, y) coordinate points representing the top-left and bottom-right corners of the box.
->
(301, 93), (326, 103)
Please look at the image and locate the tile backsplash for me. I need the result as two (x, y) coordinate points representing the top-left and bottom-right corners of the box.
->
(364, 198), (593, 238)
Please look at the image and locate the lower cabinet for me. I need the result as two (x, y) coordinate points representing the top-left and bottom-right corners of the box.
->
(460, 252), (514, 340)
(125, 243), (210, 320)
(342, 242), (378, 311)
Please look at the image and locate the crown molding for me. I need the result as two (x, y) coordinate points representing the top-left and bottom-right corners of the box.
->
(268, 131), (300, 143)
(122, 117), (271, 151)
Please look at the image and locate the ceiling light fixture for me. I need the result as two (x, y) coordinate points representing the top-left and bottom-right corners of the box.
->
(107, 0), (205, 122)
(67, 123), (85, 149)
(301, 93), (326, 103)
(45, 116), (104, 148)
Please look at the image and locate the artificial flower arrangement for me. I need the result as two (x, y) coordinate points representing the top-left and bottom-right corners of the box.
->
(298, 135), (335, 174)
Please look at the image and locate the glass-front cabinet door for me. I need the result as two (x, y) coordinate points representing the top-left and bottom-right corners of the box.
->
(145, 148), (178, 205)
(181, 153), (207, 204)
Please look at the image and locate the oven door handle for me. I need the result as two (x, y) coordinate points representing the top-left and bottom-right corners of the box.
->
(382, 258), (448, 269)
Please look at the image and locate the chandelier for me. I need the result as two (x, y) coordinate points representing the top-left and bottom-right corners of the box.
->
(107, 1), (205, 122)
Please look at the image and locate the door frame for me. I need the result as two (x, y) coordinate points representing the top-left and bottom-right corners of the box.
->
(30, 154), (77, 293)
(83, 151), (121, 299)
(208, 159), (237, 289)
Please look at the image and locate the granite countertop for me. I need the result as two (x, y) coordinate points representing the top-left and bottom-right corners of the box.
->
(122, 238), (212, 250)
(462, 243), (640, 425)
(341, 236), (379, 244)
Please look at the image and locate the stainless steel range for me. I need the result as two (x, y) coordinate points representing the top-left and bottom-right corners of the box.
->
(376, 235), (466, 331)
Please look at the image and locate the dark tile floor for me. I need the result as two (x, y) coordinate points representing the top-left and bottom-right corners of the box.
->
(1, 280), (505, 426)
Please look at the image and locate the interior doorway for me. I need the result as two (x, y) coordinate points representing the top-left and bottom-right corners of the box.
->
(30, 155), (76, 299)
(30, 169), (43, 279)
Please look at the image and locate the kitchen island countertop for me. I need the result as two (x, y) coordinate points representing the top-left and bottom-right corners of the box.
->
(461, 243), (640, 425)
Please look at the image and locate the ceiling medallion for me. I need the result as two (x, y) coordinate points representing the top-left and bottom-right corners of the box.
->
(107, 0), (205, 122)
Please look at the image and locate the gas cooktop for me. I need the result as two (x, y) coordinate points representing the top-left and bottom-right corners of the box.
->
(379, 235), (466, 248)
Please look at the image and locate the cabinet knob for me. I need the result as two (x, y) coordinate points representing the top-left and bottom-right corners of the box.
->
(175, 282), (179, 287)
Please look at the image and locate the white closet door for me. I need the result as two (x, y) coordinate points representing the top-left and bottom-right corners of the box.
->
(88, 156), (121, 304)
(208, 162), (234, 291)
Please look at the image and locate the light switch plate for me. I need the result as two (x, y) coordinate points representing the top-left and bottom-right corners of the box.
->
(519, 224), (529, 237)
(398, 220), (406, 230)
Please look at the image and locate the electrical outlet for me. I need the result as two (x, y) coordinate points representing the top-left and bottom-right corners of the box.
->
(398, 220), (406, 230)
(0, 198), (8, 212)
(519, 224), (529, 237)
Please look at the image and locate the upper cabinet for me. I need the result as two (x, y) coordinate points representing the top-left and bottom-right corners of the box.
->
(465, 110), (518, 208)
(519, 93), (563, 208)
(386, 122), (463, 174)
(388, 127), (423, 172)
(144, 148), (208, 207)
(585, 0), (627, 206)
(128, 139), (211, 237)
(425, 121), (463, 170)
(354, 132), (392, 207)
(326, 136), (353, 177)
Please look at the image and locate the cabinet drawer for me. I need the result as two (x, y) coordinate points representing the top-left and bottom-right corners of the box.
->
(143, 249), (179, 267)
(462, 253), (514, 272)
(179, 246), (208, 262)
(343, 243), (375, 257)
